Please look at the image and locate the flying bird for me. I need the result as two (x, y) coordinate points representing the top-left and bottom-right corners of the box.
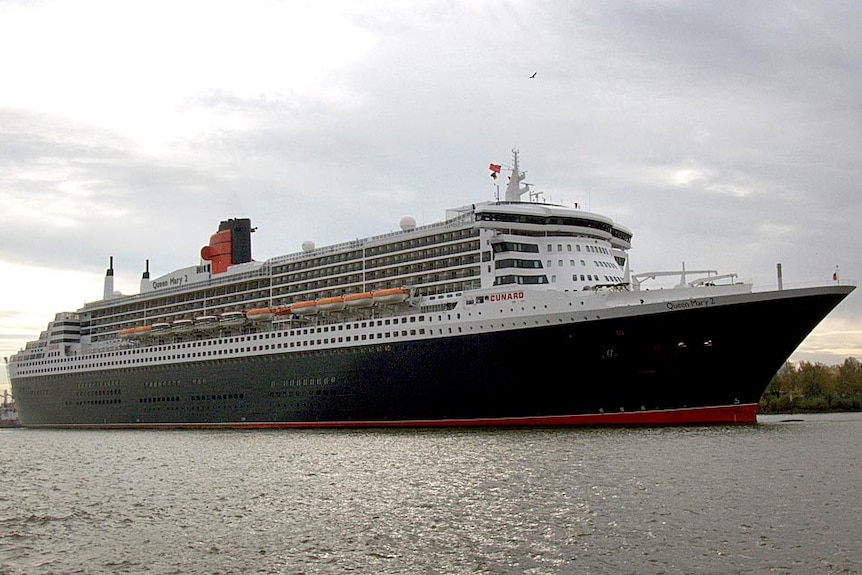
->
(529, 72), (537, 79)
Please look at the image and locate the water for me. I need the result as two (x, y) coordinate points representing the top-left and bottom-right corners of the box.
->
(1, 414), (860, 575)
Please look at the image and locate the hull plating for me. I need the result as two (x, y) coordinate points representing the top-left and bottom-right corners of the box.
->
(12, 287), (850, 428)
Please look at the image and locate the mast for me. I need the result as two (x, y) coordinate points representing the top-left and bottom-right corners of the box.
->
(504, 149), (529, 202)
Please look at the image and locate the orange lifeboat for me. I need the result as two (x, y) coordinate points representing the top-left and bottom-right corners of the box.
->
(133, 325), (153, 338)
(372, 287), (409, 304)
(344, 292), (374, 308)
(317, 296), (345, 312)
(273, 305), (292, 316)
(290, 300), (318, 315)
(247, 307), (275, 322)
(117, 328), (137, 340)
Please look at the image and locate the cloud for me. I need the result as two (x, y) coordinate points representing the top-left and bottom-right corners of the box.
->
(2, 0), (862, 389)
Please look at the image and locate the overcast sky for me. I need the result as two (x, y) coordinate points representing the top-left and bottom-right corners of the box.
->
(2, 0), (861, 391)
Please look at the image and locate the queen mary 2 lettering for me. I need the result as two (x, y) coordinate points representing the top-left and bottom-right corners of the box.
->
(6, 150), (855, 429)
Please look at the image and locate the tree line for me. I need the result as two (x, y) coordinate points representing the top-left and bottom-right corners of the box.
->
(759, 357), (862, 413)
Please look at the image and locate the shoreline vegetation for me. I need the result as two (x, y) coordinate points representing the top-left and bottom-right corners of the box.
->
(759, 357), (862, 414)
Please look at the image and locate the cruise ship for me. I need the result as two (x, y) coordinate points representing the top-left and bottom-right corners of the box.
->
(6, 151), (854, 428)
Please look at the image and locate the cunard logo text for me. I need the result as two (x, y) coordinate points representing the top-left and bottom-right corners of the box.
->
(489, 291), (525, 302)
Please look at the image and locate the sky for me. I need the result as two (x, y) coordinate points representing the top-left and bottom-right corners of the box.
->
(2, 0), (861, 392)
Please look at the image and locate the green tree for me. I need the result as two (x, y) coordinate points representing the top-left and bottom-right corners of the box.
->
(760, 356), (862, 413)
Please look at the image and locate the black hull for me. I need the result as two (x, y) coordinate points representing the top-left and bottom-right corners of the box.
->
(12, 286), (852, 428)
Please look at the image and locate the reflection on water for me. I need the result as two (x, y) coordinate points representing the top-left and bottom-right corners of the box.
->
(1, 413), (860, 574)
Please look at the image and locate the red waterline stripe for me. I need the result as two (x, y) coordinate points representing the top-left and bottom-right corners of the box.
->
(30, 404), (759, 430)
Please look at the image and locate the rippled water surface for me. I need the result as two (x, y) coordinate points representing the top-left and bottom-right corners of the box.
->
(1, 413), (860, 574)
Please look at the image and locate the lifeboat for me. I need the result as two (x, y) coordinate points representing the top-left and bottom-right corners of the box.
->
(117, 328), (137, 340)
(133, 325), (153, 338)
(246, 307), (275, 322)
(194, 315), (219, 331)
(219, 311), (247, 327)
(317, 296), (345, 312)
(151, 322), (172, 336)
(344, 292), (374, 308)
(290, 300), (318, 315)
(171, 319), (195, 334)
(372, 287), (409, 304)
(273, 305), (292, 316)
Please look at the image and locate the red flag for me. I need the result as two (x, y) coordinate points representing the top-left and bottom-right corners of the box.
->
(489, 163), (501, 174)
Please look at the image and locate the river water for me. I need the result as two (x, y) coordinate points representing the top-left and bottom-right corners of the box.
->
(1, 413), (860, 575)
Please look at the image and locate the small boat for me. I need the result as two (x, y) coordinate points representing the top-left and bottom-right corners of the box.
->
(344, 292), (374, 308)
(132, 325), (153, 338)
(194, 315), (219, 331)
(273, 305), (292, 316)
(117, 328), (137, 340)
(219, 311), (247, 327)
(290, 300), (318, 315)
(372, 287), (409, 304)
(171, 319), (195, 334)
(246, 308), (275, 322)
(317, 296), (345, 312)
(151, 322), (172, 336)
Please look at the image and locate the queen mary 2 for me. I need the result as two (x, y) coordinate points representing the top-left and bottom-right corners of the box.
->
(6, 151), (855, 428)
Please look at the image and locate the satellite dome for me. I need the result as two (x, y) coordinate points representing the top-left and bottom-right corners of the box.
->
(399, 216), (416, 231)
(301, 240), (315, 252)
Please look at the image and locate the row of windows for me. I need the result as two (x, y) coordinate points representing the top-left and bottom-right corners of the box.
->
(492, 241), (540, 254)
(77, 379), (121, 389)
(14, 326), (430, 375)
(271, 388), (337, 399)
(141, 396), (180, 403)
(546, 259), (620, 269)
(271, 377), (337, 387)
(476, 211), (615, 234)
(546, 243), (609, 255)
(496, 258), (543, 270)
(493, 275), (550, 285)
(189, 393), (244, 401)
(76, 388), (121, 397)
(71, 398), (121, 406)
(496, 258), (624, 271)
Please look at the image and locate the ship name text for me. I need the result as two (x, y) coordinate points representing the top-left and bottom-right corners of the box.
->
(666, 297), (716, 311)
(153, 275), (189, 290)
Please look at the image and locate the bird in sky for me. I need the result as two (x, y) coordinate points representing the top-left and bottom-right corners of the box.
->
(529, 72), (537, 78)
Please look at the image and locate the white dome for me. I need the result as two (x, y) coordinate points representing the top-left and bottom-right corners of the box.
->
(399, 215), (417, 231)
(301, 240), (315, 252)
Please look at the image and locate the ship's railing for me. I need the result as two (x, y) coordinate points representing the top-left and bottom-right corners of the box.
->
(752, 278), (857, 292)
